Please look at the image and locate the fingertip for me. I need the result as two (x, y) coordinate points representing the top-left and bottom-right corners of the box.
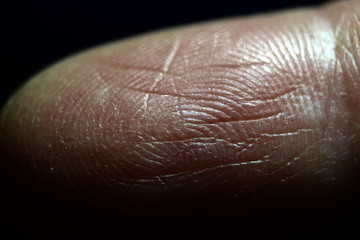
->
(1, 0), (360, 216)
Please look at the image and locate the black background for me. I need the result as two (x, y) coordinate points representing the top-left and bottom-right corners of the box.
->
(1, 0), (329, 110)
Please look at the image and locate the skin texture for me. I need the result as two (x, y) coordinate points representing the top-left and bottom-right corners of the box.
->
(1, 0), (360, 238)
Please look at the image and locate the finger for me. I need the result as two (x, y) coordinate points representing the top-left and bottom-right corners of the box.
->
(1, 0), (359, 220)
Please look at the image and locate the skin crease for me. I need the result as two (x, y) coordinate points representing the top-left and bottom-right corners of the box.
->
(1, 0), (360, 237)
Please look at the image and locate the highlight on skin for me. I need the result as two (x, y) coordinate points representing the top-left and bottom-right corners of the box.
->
(0, 0), (359, 215)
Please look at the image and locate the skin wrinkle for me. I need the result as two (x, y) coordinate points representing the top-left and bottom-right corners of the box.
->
(133, 39), (181, 120)
(168, 10), (334, 184)
(97, 62), (184, 78)
(1, 1), (359, 204)
(127, 123), (310, 181)
(272, 138), (320, 175)
(260, 128), (315, 137)
(185, 111), (284, 125)
(127, 160), (273, 184)
(110, 49), (298, 127)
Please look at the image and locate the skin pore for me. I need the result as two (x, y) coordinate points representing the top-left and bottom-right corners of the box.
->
(1, 0), (360, 237)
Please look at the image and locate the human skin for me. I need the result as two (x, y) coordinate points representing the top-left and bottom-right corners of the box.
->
(1, 0), (360, 235)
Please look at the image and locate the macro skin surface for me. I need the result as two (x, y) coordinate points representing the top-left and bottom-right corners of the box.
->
(0, 0), (359, 213)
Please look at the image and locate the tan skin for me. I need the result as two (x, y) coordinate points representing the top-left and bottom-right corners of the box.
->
(1, 0), (360, 238)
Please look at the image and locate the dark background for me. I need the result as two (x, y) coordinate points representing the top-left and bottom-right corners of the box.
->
(2, 0), (344, 239)
(1, 0), (329, 110)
